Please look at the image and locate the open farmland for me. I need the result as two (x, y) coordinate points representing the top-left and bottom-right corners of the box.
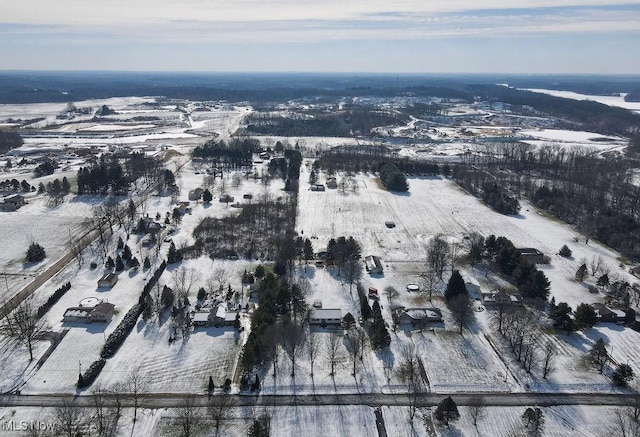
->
(1, 75), (640, 437)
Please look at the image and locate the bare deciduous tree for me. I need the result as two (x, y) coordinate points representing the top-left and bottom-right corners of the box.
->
(54, 399), (87, 437)
(127, 368), (148, 422)
(590, 255), (603, 276)
(1, 296), (45, 361)
(177, 395), (199, 437)
(542, 341), (556, 379)
(326, 332), (342, 376)
(91, 384), (120, 437)
(396, 344), (423, 422)
(281, 318), (306, 378)
(468, 395), (486, 427)
(306, 330), (321, 378)
(384, 286), (399, 309)
(265, 322), (283, 377)
(172, 267), (201, 301)
(208, 394), (234, 437)
(427, 234), (450, 279)
(345, 326), (366, 376)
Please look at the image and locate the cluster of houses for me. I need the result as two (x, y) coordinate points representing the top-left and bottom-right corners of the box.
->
(0, 193), (26, 212)
(309, 177), (338, 192)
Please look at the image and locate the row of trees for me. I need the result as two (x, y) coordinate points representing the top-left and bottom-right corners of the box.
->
(192, 137), (260, 167)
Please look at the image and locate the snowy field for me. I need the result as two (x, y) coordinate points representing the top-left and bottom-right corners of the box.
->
(523, 88), (640, 114)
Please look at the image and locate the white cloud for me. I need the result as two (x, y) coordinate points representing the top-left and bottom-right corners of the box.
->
(2, 0), (639, 26)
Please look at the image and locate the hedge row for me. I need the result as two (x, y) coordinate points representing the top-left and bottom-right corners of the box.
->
(77, 359), (106, 389)
(37, 282), (71, 319)
(100, 261), (167, 360)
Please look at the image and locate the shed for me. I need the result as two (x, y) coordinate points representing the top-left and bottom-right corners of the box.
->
(98, 273), (118, 288)
(364, 255), (383, 274)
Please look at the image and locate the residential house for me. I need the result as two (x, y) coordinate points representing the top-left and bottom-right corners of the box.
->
(63, 302), (115, 323)
(393, 307), (443, 329)
(193, 305), (239, 327)
(591, 303), (626, 324)
(515, 248), (545, 265)
(481, 291), (523, 308)
(1, 194), (25, 211)
(308, 308), (343, 327)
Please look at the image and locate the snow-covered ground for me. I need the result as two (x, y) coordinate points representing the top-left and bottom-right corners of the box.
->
(523, 88), (640, 114)
(0, 403), (627, 436)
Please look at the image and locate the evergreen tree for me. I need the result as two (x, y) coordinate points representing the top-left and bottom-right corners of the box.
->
(445, 270), (467, 300)
(105, 256), (115, 270)
(167, 241), (182, 264)
(143, 257), (151, 269)
(122, 245), (132, 262)
(435, 396), (460, 426)
(115, 255), (125, 271)
(202, 188), (213, 203)
(574, 303), (597, 330)
(575, 264), (588, 282)
(208, 375), (215, 393)
(25, 242), (46, 262)
(558, 244), (572, 257)
(612, 364), (635, 386)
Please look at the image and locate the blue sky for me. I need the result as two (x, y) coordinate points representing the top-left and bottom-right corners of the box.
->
(0, 1), (638, 73)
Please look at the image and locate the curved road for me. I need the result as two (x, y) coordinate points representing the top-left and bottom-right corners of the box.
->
(1, 391), (637, 409)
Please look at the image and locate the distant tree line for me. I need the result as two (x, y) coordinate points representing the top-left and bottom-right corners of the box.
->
(315, 146), (439, 176)
(0, 130), (23, 154)
(452, 166), (520, 215)
(469, 84), (640, 135)
(77, 153), (161, 195)
(247, 107), (408, 137)
(459, 143), (640, 260)
(192, 137), (261, 167)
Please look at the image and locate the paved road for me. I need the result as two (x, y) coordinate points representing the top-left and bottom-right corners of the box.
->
(1, 391), (637, 409)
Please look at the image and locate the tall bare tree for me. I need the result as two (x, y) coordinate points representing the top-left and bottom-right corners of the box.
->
(468, 395), (486, 427)
(306, 330), (321, 378)
(91, 384), (120, 437)
(172, 267), (201, 302)
(208, 393), (234, 436)
(127, 368), (148, 422)
(1, 296), (45, 361)
(177, 395), (199, 437)
(427, 234), (450, 279)
(396, 344), (423, 422)
(326, 332), (342, 376)
(345, 326), (366, 376)
(54, 399), (87, 437)
(281, 318), (306, 378)
(541, 341), (556, 379)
